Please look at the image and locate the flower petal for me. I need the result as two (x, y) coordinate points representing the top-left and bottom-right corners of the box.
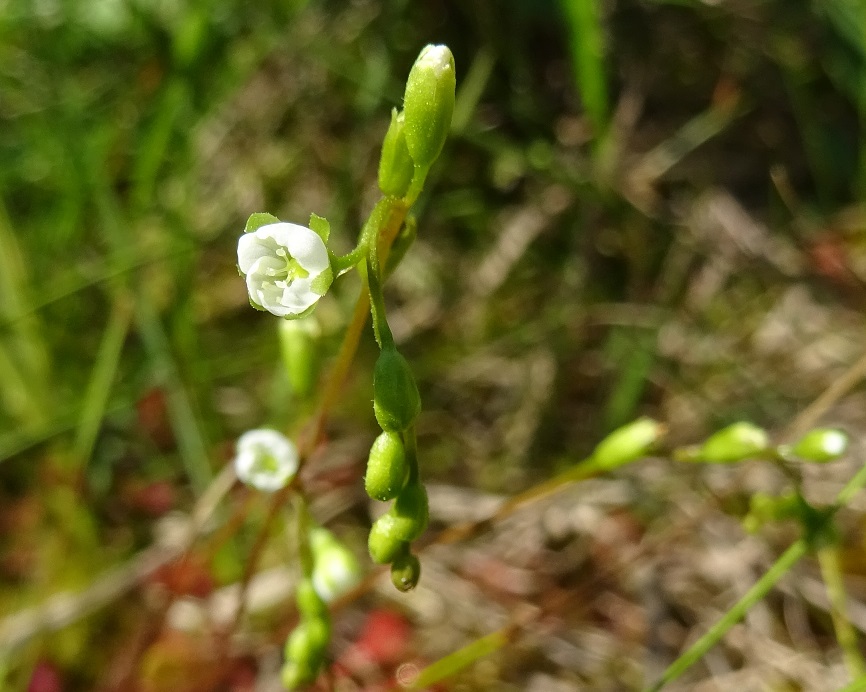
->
(234, 428), (298, 492)
(263, 222), (329, 274)
(238, 220), (332, 318)
(237, 232), (275, 274)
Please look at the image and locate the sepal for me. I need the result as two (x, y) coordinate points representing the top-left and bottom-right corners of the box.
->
(245, 212), (280, 233)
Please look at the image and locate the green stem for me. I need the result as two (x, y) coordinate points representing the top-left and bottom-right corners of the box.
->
(364, 197), (396, 350)
(333, 242), (368, 275)
(644, 540), (809, 692)
(818, 545), (866, 680)
(403, 165), (429, 206)
(647, 457), (866, 691)
(294, 494), (314, 579)
(404, 424), (420, 485)
(409, 629), (508, 689)
(366, 252), (394, 350)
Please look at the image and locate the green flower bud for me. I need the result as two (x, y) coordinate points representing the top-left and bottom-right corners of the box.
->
(592, 418), (663, 470)
(373, 347), (421, 432)
(402, 44), (456, 170)
(279, 317), (320, 399)
(368, 521), (408, 564)
(788, 428), (848, 463)
(390, 551), (421, 592)
(365, 431), (408, 501)
(285, 616), (331, 668)
(699, 422), (769, 463)
(384, 482), (429, 542)
(378, 109), (415, 197)
(295, 578), (327, 619)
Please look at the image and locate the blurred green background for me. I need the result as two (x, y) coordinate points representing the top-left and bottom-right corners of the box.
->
(2, 0), (866, 689)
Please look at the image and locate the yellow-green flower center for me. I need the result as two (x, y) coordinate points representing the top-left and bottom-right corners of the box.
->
(266, 247), (310, 285)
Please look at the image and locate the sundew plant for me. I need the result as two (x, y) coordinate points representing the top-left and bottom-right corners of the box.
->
(230, 44), (456, 687)
(3, 5), (866, 690)
(226, 44), (866, 691)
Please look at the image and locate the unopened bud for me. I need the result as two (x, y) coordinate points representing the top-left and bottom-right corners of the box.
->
(402, 44), (456, 170)
(284, 616), (331, 670)
(311, 541), (362, 603)
(390, 551), (421, 592)
(592, 418), (663, 469)
(368, 521), (408, 564)
(281, 661), (314, 690)
(699, 422), (769, 463)
(295, 578), (327, 619)
(378, 109), (415, 197)
(387, 482), (429, 542)
(365, 431), (408, 501)
(373, 347), (421, 432)
(788, 428), (848, 463)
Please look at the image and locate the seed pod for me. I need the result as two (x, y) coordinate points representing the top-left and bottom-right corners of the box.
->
(592, 418), (663, 469)
(378, 109), (415, 197)
(365, 431), (408, 501)
(402, 45), (456, 170)
(368, 520), (408, 564)
(789, 428), (848, 463)
(390, 551), (421, 592)
(373, 347), (421, 432)
(700, 422), (769, 463)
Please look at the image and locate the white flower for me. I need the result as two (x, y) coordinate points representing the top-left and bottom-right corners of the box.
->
(238, 222), (333, 318)
(234, 428), (298, 492)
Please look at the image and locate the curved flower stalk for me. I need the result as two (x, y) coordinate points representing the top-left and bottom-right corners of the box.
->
(234, 428), (299, 492)
(238, 220), (333, 318)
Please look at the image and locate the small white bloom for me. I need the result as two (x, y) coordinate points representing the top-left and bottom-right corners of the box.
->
(234, 428), (298, 492)
(238, 222), (333, 317)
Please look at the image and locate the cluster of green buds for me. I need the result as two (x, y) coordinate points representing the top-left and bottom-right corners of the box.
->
(364, 349), (426, 591)
(282, 526), (362, 688)
(360, 44), (455, 591)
